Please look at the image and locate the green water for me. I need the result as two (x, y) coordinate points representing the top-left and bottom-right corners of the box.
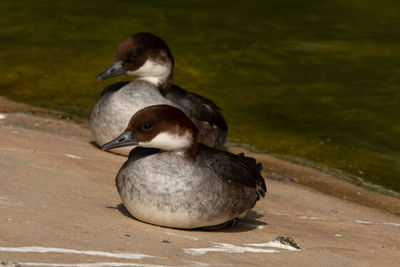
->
(1, 0), (400, 196)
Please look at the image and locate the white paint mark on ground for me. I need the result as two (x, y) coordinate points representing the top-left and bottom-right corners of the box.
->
(0, 113), (7, 119)
(182, 260), (209, 266)
(164, 232), (198, 241)
(64, 154), (83, 159)
(260, 211), (400, 227)
(352, 220), (400, 227)
(354, 219), (376, 225)
(260, 211), (327, 221)
(16, 263), (168, 267)
(245, 241), (300, 251)
(0, 247), (153, 260)
(184, 242), (278, 255)
(382, 222), (400, 227)
(297, 215), (328, 221)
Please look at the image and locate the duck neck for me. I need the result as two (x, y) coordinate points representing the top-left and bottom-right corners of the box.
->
(185, 142), (198, 159)
(135, 71), (172, 91)
(184, 131), (199, 160)
(169, 130), (198, 160)
(157, 63), (173, 95)
(158, 71), (173, 94)
(133, 59), (173, 93)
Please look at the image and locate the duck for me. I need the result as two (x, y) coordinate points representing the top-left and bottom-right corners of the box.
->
(89, 32), (227, 155)
(102, 104), (266, 229)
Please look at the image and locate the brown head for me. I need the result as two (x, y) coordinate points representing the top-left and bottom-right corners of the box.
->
(96, 32), (174, 90)
(102, 105), (199, 157)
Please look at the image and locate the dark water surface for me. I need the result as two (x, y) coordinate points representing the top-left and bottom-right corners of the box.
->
(1, 0), (399, 196)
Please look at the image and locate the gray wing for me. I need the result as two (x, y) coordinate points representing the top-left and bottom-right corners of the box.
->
(164, 85), (228, 146)
(198, 144), (266, 200)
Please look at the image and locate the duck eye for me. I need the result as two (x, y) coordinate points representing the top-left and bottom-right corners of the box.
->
(143, 122), (153, 130)
(131, 53), (140, 60)
(130, 49), (142, 60)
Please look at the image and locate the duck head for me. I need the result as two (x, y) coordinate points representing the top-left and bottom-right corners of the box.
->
(102, 105), (199, 157)
(96, 32), (174, 90)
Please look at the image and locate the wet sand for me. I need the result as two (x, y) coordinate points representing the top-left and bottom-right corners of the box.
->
(0, 97), (399, 266)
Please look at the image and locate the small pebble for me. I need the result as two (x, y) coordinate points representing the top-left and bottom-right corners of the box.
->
(275, 236), (301, 250)
(58, 114), (71, 120)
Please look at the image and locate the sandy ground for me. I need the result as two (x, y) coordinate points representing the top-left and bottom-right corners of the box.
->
(0, 102), (399, 266)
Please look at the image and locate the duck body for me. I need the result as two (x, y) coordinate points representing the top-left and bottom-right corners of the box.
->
(90, 32), (227, 155)
(117, 145), (265, 229)
(102, 104), (265, 229)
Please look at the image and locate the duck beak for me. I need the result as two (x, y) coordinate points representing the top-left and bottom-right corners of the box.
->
(101, 131), (138, 150)
(96, 60), (127, 81)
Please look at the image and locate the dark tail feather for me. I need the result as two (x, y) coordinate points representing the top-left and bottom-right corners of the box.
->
(245, 156), (256, 165)
(256, 162), (263, 171)
(237, 152), (245, 158)
(239, 153), (266, 199)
